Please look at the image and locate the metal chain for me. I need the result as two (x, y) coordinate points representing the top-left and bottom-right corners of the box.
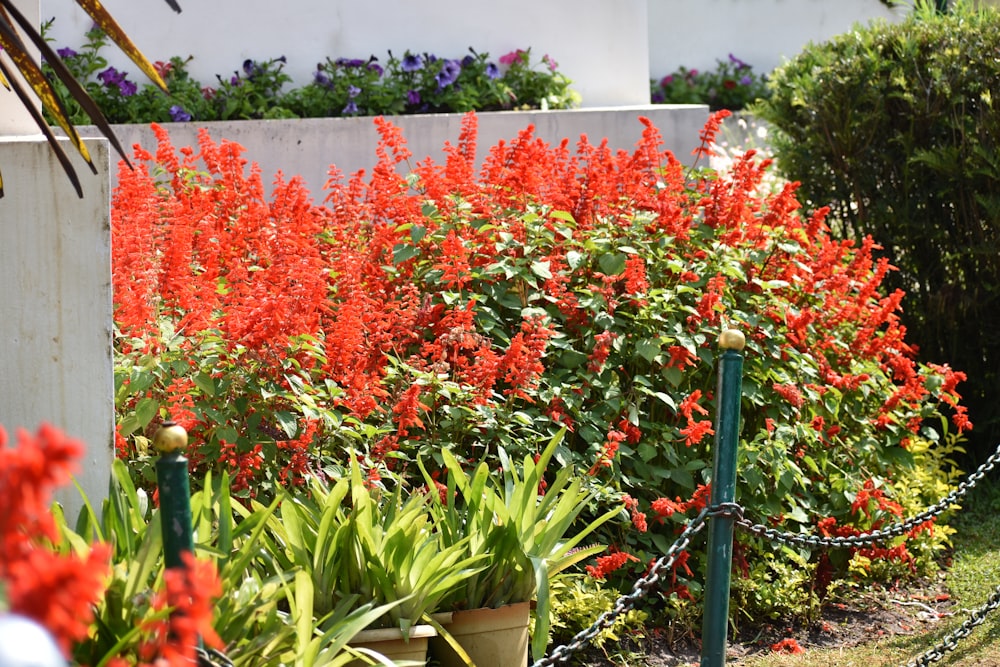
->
(902, 583), (1000, 667)
(531, 507), (711, 667)
(197, 647), (234, 667)
(736, 443), (1000, 550)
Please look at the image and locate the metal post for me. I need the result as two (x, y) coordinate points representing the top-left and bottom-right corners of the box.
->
(153, 420), (194, 570)
(700, 329), (745, 667)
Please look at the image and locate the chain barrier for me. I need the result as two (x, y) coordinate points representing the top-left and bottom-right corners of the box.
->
(903, 583), (1000, 667)
(530, 507), (712, 667)
(535, 443), (1000, 665)
(196, 647), (234, 667)
(735, 444), (1000, 550)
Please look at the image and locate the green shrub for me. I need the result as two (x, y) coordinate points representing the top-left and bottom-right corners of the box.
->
(753, 0), (1000, 452)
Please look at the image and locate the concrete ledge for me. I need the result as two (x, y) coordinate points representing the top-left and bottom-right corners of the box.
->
(88, 105), (711, 197)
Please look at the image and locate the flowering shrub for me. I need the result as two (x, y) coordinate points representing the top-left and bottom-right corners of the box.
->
(652, 53), (770, 110)
(43, 22), (577, 124)
(111, 110), (967, 628)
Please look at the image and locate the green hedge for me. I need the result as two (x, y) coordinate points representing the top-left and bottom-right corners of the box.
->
(754, 1), (1000, 454)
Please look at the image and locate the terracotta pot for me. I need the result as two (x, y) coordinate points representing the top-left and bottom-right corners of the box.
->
(429, 601), (530, 667)
(346, 623), (436, 666)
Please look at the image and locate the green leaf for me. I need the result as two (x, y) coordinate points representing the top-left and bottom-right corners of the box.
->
(392, 243), (421, 264)
(275, 411), (298, 438)
(135, 397), (159, 430)
(598, 252), (627, 276)
(635, 338), (662, 362)
(193, 372), (215, 396)
(565, 250), (584, 270)
(530, 260), (553, 280)
(637, 442), (658, 462)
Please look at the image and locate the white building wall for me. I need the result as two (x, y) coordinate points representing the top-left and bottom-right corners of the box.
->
(647, 0), (906, 80)
(40, 0), (652, 107)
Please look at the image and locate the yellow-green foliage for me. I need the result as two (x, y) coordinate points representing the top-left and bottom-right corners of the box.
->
(548, 575), (648, 650)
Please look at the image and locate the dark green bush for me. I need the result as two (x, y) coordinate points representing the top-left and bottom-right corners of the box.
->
(753, 1), (1000, 455)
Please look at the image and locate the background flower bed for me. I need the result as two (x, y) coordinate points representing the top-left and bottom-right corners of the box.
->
(43, 22), (578, 124)
(651, 53), (770, 111)
(110, 109), (969, 646)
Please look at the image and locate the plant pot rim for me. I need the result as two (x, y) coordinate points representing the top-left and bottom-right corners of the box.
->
(350, 623), (437, 644)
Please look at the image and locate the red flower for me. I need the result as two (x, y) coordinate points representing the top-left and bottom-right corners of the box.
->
(586, 548), (639, 580)
(0, 424), (112, 657)
(771, 638), (804, 654)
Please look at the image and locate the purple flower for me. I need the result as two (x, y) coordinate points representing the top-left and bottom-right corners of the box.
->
(407, 89), (421, 106)
(230, 74), (242, 86)
(435, 59), (461, 88)
(242, 59), (257, 76)
(728, 53), (750, 70)
(368, 62), (384, 77)
(342, 100), (359, 114)
(56, 47), (78, 59)
(401, 53), (423, 72)
(118, 79), (137, 97)
(739, 75), (754, 86)
(169, 105), (192, 122)
(485, 62), (500, 80)
(335, 57), (366, 68)
(314, 70), (332, 88)
(652, 91), (666, 103)
(97, 66), (123, 87)
(347, 85), (361, 98)
(462, 55), (475, 68)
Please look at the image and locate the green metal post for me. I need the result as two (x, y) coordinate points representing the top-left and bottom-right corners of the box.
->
(154, 420), (195, 570)
(700, 329), (745, 667)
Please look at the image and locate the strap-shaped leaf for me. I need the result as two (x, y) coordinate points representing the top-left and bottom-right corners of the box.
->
(0, 55), (82, 197)
(1, 0), (132, 167)
(0, 7), (93, 167)
(73, 0), (173, 92)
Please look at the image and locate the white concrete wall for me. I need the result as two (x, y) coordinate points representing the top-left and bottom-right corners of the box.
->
(41, 0), (651, 108)
(0, 137), (113, 520)
(647, 0), (906, 80)
(90, 105), (711, 197)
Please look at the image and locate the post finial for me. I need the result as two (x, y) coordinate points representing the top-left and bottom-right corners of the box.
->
(153, 420), (188, 454)
(718, 329), (746, 351)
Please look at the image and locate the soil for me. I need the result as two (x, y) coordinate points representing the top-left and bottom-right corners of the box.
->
(572, 575), (958, 666)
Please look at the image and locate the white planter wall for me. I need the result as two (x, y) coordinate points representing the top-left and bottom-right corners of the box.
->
(92, 105), (711, 196)
(0, 136), (113, 519)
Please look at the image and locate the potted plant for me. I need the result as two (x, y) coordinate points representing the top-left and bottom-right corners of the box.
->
(419, 429), (620, 665)
(253, 457), (485, 665)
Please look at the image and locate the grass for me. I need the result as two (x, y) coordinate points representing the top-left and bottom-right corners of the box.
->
(740, 476), (1000, 667)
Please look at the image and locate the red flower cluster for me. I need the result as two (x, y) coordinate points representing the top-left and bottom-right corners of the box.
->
(107, 553), (224, 666)
(0, 423), (111, 657)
